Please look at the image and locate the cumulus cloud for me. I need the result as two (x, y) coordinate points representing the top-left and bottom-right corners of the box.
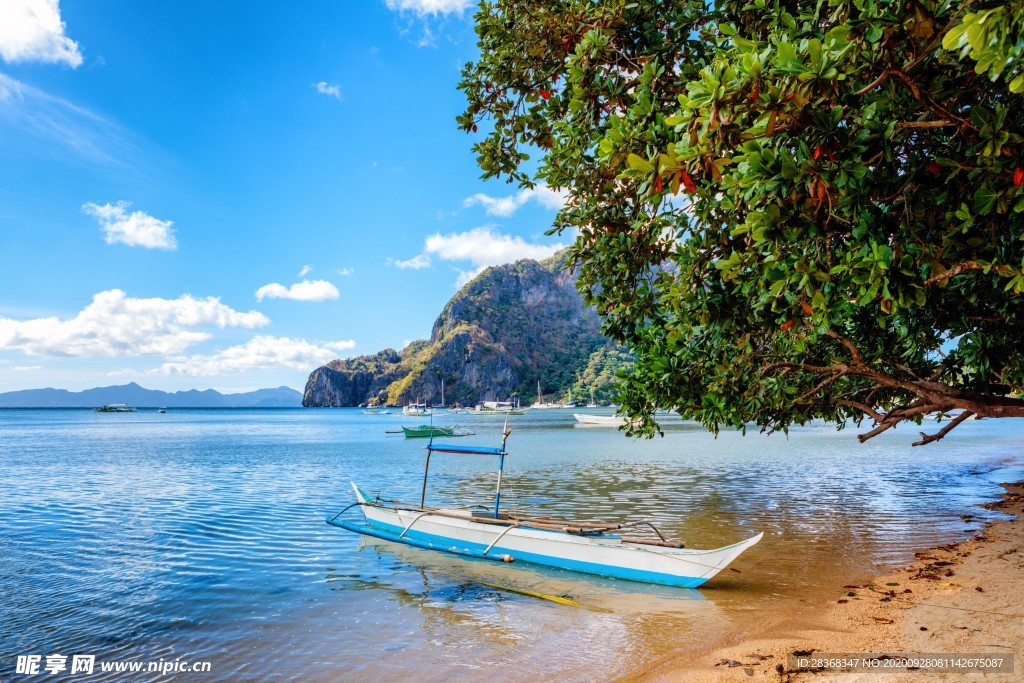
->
(393, 226), (566, 286)
(312, 81), (341, 99)
(425, 226), (564, 265)
(0, 290), (268, 358)
(384, 0), (471, 16)
(0, 0), (82, 67)
(157, 335), (356, 377)
(387, 254), (431, 270)
(463, 183), (567, 217)
(83, 201), (177, 250)
(255, 279), (340, 302)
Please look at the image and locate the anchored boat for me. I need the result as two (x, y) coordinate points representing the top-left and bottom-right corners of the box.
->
(327, 427), (762, 588)
(401, 425), (474, 438)
(467, 399), (527, 415)
(573, 413), (631, 426)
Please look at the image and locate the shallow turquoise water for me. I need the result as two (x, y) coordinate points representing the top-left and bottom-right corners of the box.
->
(1, 408), (1021, 681)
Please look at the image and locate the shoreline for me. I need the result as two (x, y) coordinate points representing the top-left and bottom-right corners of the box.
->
(628, 481), (1024, 682)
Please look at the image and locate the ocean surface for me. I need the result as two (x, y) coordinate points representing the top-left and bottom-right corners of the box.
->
(1, 408), (1022, 681)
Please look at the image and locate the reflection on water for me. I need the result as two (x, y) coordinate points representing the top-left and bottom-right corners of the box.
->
(0, 408), (1021, 681)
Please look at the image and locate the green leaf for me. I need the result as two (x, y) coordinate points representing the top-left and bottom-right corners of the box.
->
(972, 186), (999, 216)
(627, 153), (655, 173)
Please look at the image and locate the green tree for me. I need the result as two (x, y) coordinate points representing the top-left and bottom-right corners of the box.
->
(459, 0), (1024, 445)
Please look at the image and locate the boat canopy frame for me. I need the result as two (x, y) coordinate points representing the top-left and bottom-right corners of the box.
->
(421, 421), (512, 518)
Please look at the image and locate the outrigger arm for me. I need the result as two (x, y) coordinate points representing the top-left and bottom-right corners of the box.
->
(418, 422), (513, 515)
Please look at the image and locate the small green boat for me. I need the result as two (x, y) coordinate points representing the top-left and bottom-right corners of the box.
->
(402, 425), (455, 438)
(402, 425), (475, 438)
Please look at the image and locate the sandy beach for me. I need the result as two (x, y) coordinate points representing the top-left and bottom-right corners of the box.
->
(629, 481), (1024, 682)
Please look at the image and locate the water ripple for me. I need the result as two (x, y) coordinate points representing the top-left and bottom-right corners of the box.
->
(0, 408), (1021, 681)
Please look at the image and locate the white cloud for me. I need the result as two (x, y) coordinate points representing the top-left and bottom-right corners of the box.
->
(0, 0), (82, 67)
(384, 0), (471, 16)
(337, 267), (354, 276)
(454, 267), (486, 288)
(0, 73), (134, 164)
(463, 183), (567, 217)
(312, 81), (341, 99)
(157, 335), (357, 377)
(255, 279), (340, 302)
(425, 226), (564, 266)
(393, 226), (566, 286)
(83, 201), (177, 250)
(388, 254), (431, 270)
(298, 264), (312, 277)
(0, 290), (268, 358)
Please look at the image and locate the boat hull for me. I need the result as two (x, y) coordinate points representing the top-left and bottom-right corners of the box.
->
(573, 413), (628, 425)
(329, 483), (763, 588)
(401, 426), (455, 437)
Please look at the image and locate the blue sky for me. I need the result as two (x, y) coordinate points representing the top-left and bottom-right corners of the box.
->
(0, 0), (567, 393)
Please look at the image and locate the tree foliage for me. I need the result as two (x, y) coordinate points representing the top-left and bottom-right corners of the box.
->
(459, 0), (1024, 444)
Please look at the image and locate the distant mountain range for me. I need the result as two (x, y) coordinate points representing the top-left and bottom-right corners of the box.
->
(0, 382), (302, 408)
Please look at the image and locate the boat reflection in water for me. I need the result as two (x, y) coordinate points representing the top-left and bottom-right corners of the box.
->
(324, 535), (731, 674)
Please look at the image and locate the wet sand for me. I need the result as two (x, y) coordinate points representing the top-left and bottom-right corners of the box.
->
(628, 481), (1024, 682)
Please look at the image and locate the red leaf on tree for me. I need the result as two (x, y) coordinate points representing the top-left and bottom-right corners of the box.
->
(800, 300), (813, 315)
(679, 170), (697, 193)
(813, 145), (823, 161)
(926, 160), (941, 174)
(540, 89), (551, 100)
(780, 319), (794, 331)
(1014, 166), (1024, 188)
(472, 124), (478, 133)
(655, 175), (663, 193)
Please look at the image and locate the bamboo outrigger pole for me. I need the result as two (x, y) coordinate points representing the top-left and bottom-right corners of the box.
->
(420, 435), (433, 508)
(494, 419), (512, 519)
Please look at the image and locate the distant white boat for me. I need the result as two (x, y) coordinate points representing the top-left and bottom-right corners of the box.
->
(468, 399), (526, 415)
(363, 408), (392, 415)
(403, 403), (432, 417)
(574, 413), (630, 426)
(560, 386), (577, 408)
(531, 381), (559, 409)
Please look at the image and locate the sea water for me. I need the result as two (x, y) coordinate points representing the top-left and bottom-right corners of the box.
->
(1, 408), (1021, 681)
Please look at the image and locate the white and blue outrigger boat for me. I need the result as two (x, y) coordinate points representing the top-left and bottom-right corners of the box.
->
(327, 426), (762, 588)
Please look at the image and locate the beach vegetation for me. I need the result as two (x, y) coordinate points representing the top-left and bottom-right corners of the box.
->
(459, 0), (1024, 444)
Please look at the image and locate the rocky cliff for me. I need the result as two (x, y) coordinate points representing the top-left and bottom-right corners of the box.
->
(303, 252), (625, 407)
